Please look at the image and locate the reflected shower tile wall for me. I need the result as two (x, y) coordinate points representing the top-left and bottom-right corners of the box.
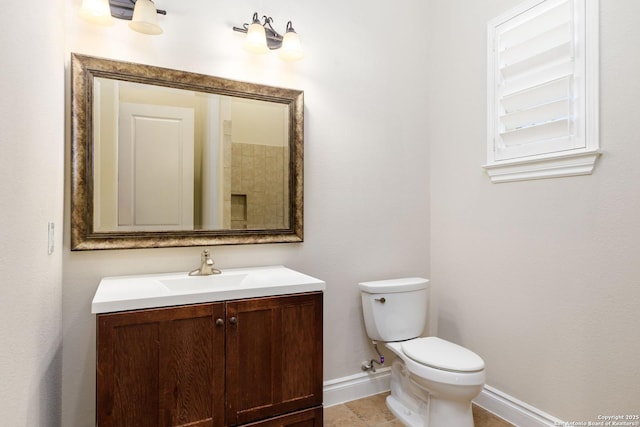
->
(227, 142), (287, 229)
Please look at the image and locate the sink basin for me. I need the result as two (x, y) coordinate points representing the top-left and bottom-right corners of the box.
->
(160, 274), (249, 293)
(92, 265), (325, 314)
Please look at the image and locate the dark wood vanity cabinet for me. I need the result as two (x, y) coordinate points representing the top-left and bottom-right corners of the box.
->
(96, 292), (323, 427)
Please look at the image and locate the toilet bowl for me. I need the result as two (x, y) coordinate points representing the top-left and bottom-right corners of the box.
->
(386, 339), (485, 427)
(359, 278), (486, 427)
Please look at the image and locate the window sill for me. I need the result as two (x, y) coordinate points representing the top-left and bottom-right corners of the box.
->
(482, 150), (602, 183)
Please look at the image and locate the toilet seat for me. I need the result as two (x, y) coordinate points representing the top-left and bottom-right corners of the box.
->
(386, 341), (485, 387)
(401, 337), (485, 373)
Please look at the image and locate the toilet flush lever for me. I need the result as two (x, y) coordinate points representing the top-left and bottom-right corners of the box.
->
(375, 297), (386, 304)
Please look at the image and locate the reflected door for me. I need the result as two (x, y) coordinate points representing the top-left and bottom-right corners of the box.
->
(118, 103), (195, 231)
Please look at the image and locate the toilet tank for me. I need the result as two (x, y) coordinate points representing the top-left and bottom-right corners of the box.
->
(359, 277), (430, 342)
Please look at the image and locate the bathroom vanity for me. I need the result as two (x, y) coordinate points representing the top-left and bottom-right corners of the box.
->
(92, 266), (325, 427)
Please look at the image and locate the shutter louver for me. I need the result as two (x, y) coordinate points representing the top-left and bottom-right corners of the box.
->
(494, 0), (576, 158)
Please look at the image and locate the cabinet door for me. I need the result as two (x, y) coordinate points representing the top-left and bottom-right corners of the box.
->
(97, 303), (225, 427)
(226, 293), (323, 426)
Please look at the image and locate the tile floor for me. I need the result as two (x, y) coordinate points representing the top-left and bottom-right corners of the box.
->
(324, 392), (514, 427)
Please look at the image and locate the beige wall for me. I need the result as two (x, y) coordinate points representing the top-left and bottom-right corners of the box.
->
(427, 0), (640, 421)
(0, 1), (65, 426)
(62, 1), (431, 425)
(5, 1), (636, 425)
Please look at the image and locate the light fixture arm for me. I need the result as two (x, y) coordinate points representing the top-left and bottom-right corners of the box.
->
(232, 12), (262, 34)
(262, 17), (281, 38)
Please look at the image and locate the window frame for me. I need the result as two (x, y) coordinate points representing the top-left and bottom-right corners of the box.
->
(483, 0), (600, 183)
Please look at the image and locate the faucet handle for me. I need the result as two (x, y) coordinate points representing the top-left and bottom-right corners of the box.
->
(189, 249), (219, 276)
(202, 250), (214, 265)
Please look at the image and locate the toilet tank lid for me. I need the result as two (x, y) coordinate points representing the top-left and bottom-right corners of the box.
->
(358, 277), (429, 293)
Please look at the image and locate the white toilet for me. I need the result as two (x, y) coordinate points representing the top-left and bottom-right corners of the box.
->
(359, 277), (485, 427)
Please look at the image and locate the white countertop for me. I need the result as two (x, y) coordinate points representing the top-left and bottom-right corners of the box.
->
(92, 265), (325, 314)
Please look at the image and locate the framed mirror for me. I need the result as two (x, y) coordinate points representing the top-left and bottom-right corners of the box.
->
(70, 53), (303, 250)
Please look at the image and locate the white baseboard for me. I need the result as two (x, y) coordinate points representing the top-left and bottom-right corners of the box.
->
(323, 367), (392, 407)
(323, 371), (564, 427)
(474, 385), (564, 427)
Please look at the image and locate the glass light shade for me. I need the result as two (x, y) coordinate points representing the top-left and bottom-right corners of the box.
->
(79, 0), (114, 26)
(279, 31), (304, 61)
(244, 23), (269, 54)
(129, 0), (163, 35)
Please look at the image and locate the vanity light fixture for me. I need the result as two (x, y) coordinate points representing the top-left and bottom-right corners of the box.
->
(79, 0), (167, 35)
(233, 13), (304, 61)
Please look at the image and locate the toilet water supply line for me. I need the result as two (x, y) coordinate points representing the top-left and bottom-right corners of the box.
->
(361, 341), (385, 372)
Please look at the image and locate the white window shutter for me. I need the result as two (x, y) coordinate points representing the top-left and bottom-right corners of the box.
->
(484, 0), (599, 183)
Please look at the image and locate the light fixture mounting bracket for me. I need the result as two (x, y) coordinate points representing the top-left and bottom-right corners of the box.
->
(108, 0), (166, 20)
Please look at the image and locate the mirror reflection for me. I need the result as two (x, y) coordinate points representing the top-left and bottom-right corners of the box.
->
(70, 53), (303, 250)
(93, 78), (290, 232)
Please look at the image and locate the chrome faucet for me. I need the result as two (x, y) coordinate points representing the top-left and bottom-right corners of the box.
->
(189, 250), (221, 276)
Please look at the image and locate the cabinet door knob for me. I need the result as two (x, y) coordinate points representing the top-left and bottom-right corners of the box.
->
(229, 316), (238, 325)
(215, 318), (224, 326)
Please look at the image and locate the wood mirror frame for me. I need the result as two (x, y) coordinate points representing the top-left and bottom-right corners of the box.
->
(70, 53), (303, 250)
